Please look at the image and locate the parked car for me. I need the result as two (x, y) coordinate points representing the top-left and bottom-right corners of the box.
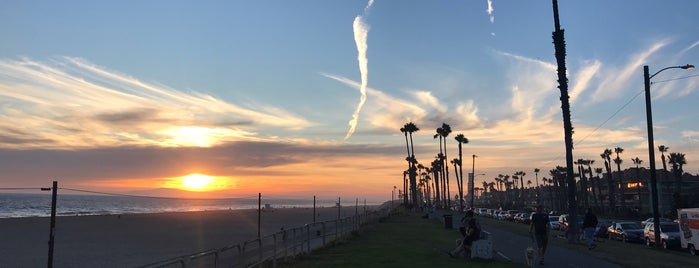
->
(644, 222), (681, 249)
(548, 215), (560, 230)
(519, 212), (531, 224)
(556, 214), (584, 231)
(477, 208), (488, 216)
(497, 211), (507, 220)
(641, 217), (672, 227)
(608, 221), (645, 243)
(595, 220), (614, 238)
(506, 210), (519, 221)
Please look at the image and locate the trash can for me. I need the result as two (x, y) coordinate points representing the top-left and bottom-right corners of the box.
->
(443, 214), (453, 229)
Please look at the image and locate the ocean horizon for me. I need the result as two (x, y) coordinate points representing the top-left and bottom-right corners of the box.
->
(0, 193), (382, 218)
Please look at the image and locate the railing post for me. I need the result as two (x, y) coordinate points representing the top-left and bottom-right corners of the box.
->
(306, 224), (311, 253)
(322, 222), (326, 246)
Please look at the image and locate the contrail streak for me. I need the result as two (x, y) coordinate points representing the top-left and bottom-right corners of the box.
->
(486, 0), (495, 23)
(345, 0), (373, 141)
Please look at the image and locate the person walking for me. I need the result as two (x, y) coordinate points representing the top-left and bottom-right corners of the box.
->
(529, 205), (550, 265)
(582, 208), (598, 250)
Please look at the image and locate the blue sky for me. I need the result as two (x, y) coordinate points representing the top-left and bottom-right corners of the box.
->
(1, 0), (698, 199)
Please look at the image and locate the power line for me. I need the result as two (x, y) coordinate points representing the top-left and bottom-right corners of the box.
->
(651, 74), (699, 84)
(575, 89), (645, 146)
(0, 187), (47, 191)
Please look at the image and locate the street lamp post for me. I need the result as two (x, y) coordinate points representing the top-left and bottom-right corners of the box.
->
(644, 64), (694, 248)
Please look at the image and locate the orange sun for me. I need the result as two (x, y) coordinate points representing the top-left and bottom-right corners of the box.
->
(162, 173), (234, 192)
(182, 174), (213, 190)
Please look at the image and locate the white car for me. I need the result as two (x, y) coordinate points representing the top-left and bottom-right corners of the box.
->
(549, 216), (560, 230)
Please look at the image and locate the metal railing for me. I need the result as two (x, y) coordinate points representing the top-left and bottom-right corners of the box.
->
(138, 207), (390, 268)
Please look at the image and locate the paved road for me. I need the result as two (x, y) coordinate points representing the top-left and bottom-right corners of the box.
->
(483, 225), (620, 267)
(435, 211), (621, 267)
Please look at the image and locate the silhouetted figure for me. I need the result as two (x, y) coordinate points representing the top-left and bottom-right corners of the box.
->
(582, 208), (598, 250)
(447, 210), (480, 258)
(530, 205), (550, 265)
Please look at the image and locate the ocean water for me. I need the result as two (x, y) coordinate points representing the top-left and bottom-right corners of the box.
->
(0, 193), (364, 218)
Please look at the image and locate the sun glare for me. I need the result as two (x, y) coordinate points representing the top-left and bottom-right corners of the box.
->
(182, 174), (213, 190)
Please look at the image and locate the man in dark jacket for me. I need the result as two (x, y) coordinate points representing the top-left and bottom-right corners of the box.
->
(529, 205), (550, 265)
(582, 208), (598, 250)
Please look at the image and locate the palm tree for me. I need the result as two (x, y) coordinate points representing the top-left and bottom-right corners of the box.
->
(630, 157), (643, 210)
(440, 123), (453, 208)
(450, 158), (462, 210)
(594, 167), (604, 209)
(658, 145), (669, 172)
(424, 167), (432, 206)
(534, 168), (540, 188)
(455, 133), (469, 211)
(669, 152), (686, 210)
(614, 147), (625, 209)
(601, 148), (615, 212)
(400, 125), (410, 207)
(402, 122), (419, 208)
(631, 157), (642, 169)
(431, 158), (441, 207)
(658, 145), (670, 207)
(434, 128), (444, 208)
(575, 159), (588, 208)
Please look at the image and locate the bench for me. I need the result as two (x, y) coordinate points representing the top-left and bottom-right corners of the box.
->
(469, 231), (493, 259)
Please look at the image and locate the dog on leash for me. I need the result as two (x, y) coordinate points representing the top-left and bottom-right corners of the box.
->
(525, 245), (536, 267)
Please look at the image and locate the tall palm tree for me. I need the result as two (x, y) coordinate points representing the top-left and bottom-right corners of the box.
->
(658, 145), (670, 207)
(552, 0), (577, 244)
(440, 123), (453, 208)
(601, 148), (615, 212)
(400, 125), (410, 207)
(631, 157), (643, 210)
(614, 147), (625, 209)
(575, 159), (588, 208)
(594, 167), (604, 209)
(518, 171), (526, 193)
(450, 158), (462, 209)
(455, 133), (469, 210)
(431, 158), (441, 207)
(658, 145), (669, 172)
(403, 122), (420, 208)
(668, 152), (686, 209)
(434, 128), (444, 208)
(424, 167), (432, 206)
(534, 168), (540, 188)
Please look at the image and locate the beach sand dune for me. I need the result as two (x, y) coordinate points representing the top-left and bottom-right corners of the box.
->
(0, 206), (374, 267)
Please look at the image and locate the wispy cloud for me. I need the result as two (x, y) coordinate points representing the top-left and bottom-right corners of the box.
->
(346, 0), (375, 141)
(590, 40), (669, 103)
(0, 57), (312, 149)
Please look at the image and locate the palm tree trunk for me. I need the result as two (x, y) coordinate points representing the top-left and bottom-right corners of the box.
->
(552, 0), (578, 243)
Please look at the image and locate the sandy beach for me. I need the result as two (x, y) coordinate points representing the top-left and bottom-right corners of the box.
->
(0, 206), (377, 267)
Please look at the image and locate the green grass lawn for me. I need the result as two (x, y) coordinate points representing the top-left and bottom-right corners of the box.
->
(477, 216), (699, 267)
(278, 211), (521, 268)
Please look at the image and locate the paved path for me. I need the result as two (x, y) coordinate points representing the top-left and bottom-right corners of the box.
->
(483, 225), (620, 267)
(433, 211), (620, 267)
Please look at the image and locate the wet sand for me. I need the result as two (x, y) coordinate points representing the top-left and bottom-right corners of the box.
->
(0, 206), (374, 267)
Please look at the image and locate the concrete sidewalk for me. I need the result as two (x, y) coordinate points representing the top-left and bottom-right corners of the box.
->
(432, 210), (620, 267)
(483, 224), (620, 267)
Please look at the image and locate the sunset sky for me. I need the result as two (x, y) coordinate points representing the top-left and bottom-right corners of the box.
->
(1, 1), (698, 201)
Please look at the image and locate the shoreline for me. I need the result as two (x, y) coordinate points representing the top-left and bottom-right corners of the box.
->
(0, 206), (382, 267)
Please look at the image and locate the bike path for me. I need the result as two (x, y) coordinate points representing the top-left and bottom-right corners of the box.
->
(482, 224), (621, 267)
